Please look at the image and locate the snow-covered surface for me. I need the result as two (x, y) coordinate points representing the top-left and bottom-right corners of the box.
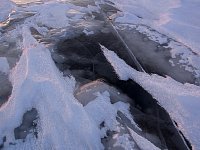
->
(85, 91), (126, 137)
(22, 1), (96, 29)
(102, 45), (200, 150)
(0, 27), (102, 149)
(0, 0), (199, 149)
(13, 2), (88, 31)
(0, 57), (10, 74)
(113, 133), (135, 150)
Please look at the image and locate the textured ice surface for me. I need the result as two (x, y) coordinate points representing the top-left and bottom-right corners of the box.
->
(0, 27), (103, 149)
(128, 127), (160, 150)
(107, 0), (200, 52)
(0, 57), (9, 74)
(0, 31), (138, 148)
(75, 80), (133, 106)
(0, 0), (198, 149)
(103, 0), (200, 79)
(102, 45), (200, 150)
(0, 0), (14, 22)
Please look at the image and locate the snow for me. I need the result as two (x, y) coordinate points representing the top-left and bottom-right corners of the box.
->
(102, 45), (200, 150)
(23, 2), (72, 29)
(85, 91), (129, 138)
(0, 57), (10, 74)
(21, 2), (70, 29)
(84, 91), (159, 150)
(161, 0), (200, 52)
(85, 91), (120, 134)
(113, 134), (135, 150)
(0, 26), (102, 149)
(8, 1), (97, 32)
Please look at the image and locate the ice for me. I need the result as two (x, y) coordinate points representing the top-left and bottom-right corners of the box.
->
(84, 91), (155, 150)
(0, 27), (102, 149)
(1, 0), (198, 149)
(11, 0), (41, 4)
(161, 0), (200, 52)
(102, 45), (200, 149)
(104, 0), (200, 80)
(0, 21), (138, 150)
(113, 134), (135, 150)
(75, 80), (132, 106)
(10, 1), (96, 31)
(0, 57), (10, 74)
(0, 0), (14, 23)
(107, 0), (199, 51)
(85, 91), (120, 136)
(24, 2), (71, 29)
(128, 127), (160, 150)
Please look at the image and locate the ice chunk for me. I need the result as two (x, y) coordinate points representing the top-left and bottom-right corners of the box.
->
(128, 127), (160, 150)
(75, 80), (132, 106)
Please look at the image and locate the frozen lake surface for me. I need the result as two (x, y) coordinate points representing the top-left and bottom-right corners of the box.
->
(0, 0), (200, 149)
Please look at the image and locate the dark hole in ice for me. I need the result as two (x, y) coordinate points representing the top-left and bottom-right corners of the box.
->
(53, 30), (191, 149)
(14, 108), (38, 140)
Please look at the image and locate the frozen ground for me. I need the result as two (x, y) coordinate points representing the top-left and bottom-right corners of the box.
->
(0, 0), (199, 149)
